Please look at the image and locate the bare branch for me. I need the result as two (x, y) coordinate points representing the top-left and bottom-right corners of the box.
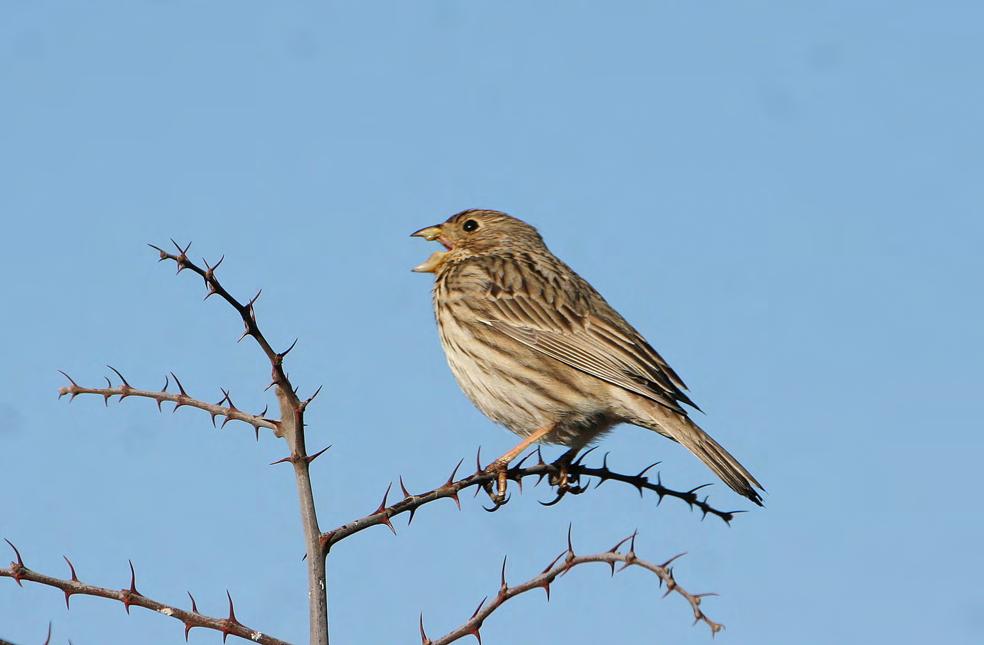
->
(321, 449), (742, 553)
(57, 373), (279, 436)
(147, 243), (328, 645)
(148, 243), (301, 408)
(421, 529), (722, 644)
(0, 541), (290, 645)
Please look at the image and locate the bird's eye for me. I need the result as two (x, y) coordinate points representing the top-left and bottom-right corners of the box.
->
(462, 219), (479, 232)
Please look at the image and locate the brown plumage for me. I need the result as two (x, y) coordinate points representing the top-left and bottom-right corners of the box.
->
(412, 209), (763, 505)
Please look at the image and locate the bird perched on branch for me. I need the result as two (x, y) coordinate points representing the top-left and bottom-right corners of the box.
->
(411, 209), (763, 506)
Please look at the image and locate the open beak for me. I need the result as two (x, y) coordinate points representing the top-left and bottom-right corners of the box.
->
(410, 224), (450, 273)
(410, 225), (444, 242)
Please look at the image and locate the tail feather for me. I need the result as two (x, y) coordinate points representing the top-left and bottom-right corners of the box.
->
(643, 406), (764, 505)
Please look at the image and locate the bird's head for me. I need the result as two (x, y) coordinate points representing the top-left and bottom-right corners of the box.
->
(410, 209), (544, 273)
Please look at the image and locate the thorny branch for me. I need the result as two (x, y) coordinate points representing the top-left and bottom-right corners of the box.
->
(0, 540), (290, 645)
(321, 447), (742, 553)
(57, 372), (279, 438)
(22, 239), (741, 644)
(150, 242), (329, 645)
(420, 528), (722, 645)
(52, 241), (330, 645)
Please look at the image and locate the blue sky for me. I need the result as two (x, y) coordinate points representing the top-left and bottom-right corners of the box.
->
(2, 1), (982, 643)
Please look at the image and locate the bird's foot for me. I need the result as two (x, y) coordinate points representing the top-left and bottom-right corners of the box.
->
(541, 449), (588, 506)
(481, 459), (511, 511)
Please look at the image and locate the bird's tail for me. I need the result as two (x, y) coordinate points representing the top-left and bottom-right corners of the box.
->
(643, 405), (764, 506)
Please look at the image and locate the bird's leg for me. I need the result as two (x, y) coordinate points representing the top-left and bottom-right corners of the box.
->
(487, 424), (556, 503)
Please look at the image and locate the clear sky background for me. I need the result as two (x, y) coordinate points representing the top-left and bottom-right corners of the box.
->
(1, 2), (982, 644)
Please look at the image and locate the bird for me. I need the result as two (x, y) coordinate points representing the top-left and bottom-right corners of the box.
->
(411, 209), (763, 505)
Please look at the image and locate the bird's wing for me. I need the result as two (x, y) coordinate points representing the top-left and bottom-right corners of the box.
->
(473, 266), (699, 413)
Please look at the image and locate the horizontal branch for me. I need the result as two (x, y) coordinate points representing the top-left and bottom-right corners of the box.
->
(0, 540), (290, 645)
(321, 448), (742, 553)
(420, 528), (722, 644)
(57, 370), (280, 438)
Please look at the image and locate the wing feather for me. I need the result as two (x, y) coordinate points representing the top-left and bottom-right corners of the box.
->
(468, 257), (699, 413)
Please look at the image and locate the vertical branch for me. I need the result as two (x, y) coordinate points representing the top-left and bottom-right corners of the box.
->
(278, 388), (329, 645)
(151, 243), (330, 644)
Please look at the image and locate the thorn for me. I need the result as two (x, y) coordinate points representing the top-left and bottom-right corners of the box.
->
(247, 289), (262, 308)
(570, 445), (598, 467)
(566, 523), (575, 560)
(374, 483), (396, 534)
(278, 338), (299, 359)
(446, 457), (464, 485)
(269, 455), (293, 466)
(203, 254), (225, 277)
(102, 376), (112, 405)
(148, 243), (167, 260)
(57, 370), (79, 388)
(43, 622), (51, 645)
(397, 475), (418, 524)
(4, 538), (25, 586)
(444, 458), (464, 510)
(608, 532), (635, 555)
(660, 552), (687, 569)
(170, 372), (189, 412)
(302, 385), (324, 409)
(475, 446), (483, 474)
(512, 449), (538, 470)
(637, 461), (661, 478)
(307, 444), (331, 464)
(224, 590), (242, 637)
(106, 365), (131, 392)
(63, 555), (79, 608)
(169, 372), (188, 396)
(185, 591), (199, 641)
(63, 556), (79, 583)
(499, 556), (508, 596)
(687, 483), (713, 499)
(170, 238), (192, 256)
(170, 239), (192, 273)
(541, 550), (565, 575)
(399, 475), (413, 500)
(468, 597), (486, 644)
(221, 590), (240, 642)
(218, 388), (238, 429)
(419, 613), (432, 645)
(122, 559), (140, 613)
(157, 375), (169, 412)
(470, 596), (487, 619)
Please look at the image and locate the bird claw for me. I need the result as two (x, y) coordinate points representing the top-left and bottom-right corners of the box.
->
(541, 452), (587, 505)
(482, 491), (511, 512)
(482, 459), (511, 505)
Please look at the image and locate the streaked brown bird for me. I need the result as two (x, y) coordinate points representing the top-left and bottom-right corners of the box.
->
(412, 209), (763, 505)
